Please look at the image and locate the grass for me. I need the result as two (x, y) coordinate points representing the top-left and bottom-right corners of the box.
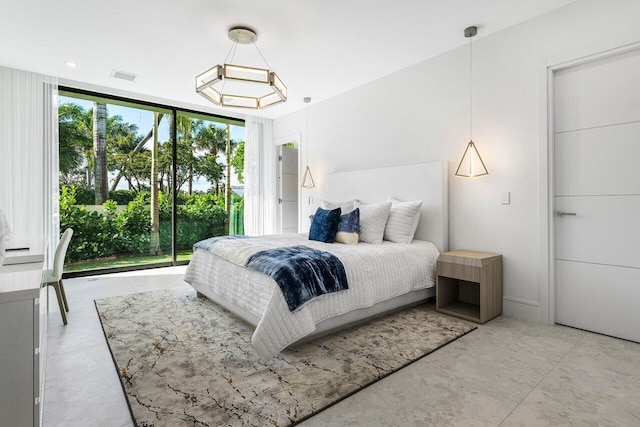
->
(64, 250), (193, 273)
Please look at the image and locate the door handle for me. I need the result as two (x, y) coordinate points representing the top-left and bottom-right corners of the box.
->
(556, 211), (577, 217)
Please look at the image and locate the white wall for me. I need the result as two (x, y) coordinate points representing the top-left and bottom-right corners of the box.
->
(273, 0), (640, 323)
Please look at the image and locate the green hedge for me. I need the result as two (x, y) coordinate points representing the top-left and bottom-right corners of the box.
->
(60, 185), (242, 263)
(71, 187), (140, 205)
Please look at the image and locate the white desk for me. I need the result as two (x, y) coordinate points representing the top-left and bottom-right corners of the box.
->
(3, 235), (46, 265)
(0, 260), (47, 427)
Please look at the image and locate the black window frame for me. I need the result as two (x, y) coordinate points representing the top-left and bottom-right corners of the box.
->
(59, 86), (245, 278)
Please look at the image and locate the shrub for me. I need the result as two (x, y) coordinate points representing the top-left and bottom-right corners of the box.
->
(176, 195), (227, 250)
(112, 193), (151, 254)
(73, 186), (95, 205)
(60, 186), (122, 262)
(60, 186), (240, 263)
(60, 185), (139, 206)
(109, 189), (138, 205)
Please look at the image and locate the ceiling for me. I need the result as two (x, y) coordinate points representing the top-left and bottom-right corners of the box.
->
(0, 0), (575, 119)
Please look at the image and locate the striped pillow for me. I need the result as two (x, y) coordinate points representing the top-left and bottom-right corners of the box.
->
(383, 198), (422, 243)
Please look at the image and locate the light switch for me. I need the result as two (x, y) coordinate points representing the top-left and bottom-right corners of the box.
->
(501, 192), (510, 205)
(308, 196), (314, 205)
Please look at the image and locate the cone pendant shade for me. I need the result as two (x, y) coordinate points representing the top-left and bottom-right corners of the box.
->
(455, 140), (488, 178)
(300, 165), (315, 189)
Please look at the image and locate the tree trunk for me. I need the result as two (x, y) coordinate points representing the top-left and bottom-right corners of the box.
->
(93, 102), (108, 204)
(224, 124), (231, 235)
(85, 167), (92, 188)
(149, 112), (161, 255)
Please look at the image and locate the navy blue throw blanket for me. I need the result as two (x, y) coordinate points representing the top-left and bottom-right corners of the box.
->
(246, 245), (349, 312)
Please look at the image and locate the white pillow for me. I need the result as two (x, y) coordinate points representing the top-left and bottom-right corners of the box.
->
(355, 201), (392, 244)
(384, 198), (423, 243)
(320, 199), (357, 214)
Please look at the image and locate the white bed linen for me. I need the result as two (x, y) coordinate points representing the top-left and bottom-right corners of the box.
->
(184, 233), (439, 359)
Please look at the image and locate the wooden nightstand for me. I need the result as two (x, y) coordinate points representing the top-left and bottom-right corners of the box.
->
(436, 250), (502, 324)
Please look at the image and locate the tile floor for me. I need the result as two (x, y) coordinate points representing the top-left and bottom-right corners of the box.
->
(43, 267), (640, 426)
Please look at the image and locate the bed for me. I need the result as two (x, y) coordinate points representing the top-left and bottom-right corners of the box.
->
(184, 160), (449, 359)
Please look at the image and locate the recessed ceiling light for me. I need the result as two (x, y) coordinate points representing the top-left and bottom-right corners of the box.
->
(66, 61), (77, 68)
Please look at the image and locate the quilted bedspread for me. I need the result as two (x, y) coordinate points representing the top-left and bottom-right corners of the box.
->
(185, 233), (439, 360)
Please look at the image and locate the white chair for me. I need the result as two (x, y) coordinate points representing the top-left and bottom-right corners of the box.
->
(42, 228), (73, 325)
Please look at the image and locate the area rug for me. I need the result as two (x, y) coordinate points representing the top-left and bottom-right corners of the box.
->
(95, 287), (476, 426)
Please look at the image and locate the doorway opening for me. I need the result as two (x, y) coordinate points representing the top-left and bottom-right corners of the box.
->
(275, 135), (300, 234)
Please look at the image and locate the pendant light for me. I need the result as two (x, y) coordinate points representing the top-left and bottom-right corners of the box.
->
(300, 97), (316, 189)
(195, 26), (287, 109)
(455, 26), (489, 178)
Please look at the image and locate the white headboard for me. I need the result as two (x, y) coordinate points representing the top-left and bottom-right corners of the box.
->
(325, 161), (449, 252)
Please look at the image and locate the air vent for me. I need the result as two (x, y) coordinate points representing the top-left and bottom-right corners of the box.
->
(111, 69), (138, 82)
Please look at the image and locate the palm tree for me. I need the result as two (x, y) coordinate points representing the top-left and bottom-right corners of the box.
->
(58, 103), (91, 184)
(224, 124), (231, 234)
(194, 124), (235, 195)
(230, 140), (245, 184)
(93, 102), (108, 204)
(149, 112), (161, 255)
(174, 116), (200, 194)
(197, 154), (225, 193)
(106, 116), (151, 191)
(109, 114), (163, 191)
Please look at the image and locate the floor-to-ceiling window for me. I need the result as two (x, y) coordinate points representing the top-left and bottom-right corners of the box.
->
(58, 89), (244, 274)
(175, 111), (245, 262)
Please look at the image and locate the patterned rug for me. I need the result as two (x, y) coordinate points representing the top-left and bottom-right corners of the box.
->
(95, 287), (476, 426)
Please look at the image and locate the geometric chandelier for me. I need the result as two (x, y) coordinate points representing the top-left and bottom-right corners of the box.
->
(195, 26), (287, 109)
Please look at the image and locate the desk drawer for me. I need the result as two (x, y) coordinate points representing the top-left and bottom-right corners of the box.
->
(437, 261), (480, 283)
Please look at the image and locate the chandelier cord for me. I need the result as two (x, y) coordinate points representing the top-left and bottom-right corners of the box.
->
(253, 42), (273, 72)
(223, 39), (237, 64)
(221, 40), (239, 95)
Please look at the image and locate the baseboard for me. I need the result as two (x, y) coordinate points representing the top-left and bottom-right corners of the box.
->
(502, 297), (540, 323)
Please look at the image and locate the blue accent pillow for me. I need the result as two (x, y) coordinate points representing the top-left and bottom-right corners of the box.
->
(309, 207), (341, 243)
(335, 208), (360, 244)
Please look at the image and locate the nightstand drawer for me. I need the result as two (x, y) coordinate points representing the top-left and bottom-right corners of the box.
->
(437, 261), (480, 283)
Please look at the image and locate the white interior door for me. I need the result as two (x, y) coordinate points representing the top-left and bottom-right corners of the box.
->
(277, 145), (299, 234)
(554, 48), (640, 342)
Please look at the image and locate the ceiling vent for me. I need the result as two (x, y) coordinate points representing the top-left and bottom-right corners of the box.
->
(111, 69), (138, 82)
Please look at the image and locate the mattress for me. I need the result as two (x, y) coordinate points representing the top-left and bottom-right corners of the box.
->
(184, 233), (439, 359)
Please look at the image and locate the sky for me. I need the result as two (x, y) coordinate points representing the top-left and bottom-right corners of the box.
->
(59, 95), (245, 191)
